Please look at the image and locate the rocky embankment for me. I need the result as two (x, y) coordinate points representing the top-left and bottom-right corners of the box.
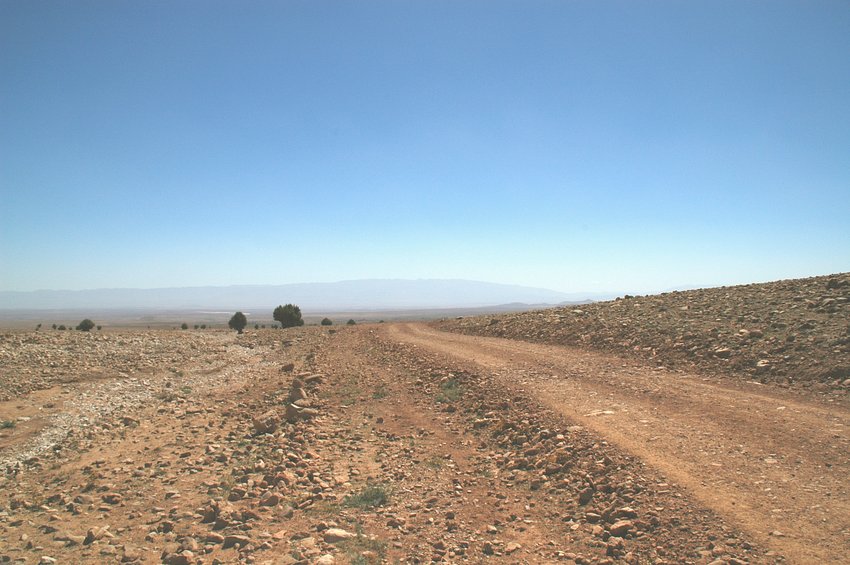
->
(439, 273), (850, 392)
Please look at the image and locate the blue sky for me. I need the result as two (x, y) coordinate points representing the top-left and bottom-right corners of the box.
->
(1, 1), (848, 295)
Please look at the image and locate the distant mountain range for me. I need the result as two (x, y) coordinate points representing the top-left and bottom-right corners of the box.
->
(0, 280), (615, 311)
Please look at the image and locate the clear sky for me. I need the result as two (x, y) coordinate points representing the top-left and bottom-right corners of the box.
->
(1, 1), (849, 295)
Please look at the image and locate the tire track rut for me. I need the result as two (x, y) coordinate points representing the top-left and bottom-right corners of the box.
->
(384, 323), (850, 564)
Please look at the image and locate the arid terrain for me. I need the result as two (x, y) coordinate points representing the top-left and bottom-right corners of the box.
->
(1, 275), (848, 564)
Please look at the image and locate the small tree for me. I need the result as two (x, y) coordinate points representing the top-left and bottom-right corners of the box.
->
(321, 318), (333, 326)
(347, 319), (356, 325)
(76, 319), (95, 332)
(273, 304), (304, 329)
(181, 322), (189, 330)
(97, 325), (102, 330)
(52, 324), (57, 330)
(228, 311), (247, 334)
(254, 324), (259, 330)
(200, 324), (206, 329)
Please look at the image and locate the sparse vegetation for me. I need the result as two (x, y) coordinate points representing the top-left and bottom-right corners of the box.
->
(0, 420), (16, 429)
(254, 324), (259, 330)
(52, 324), (57, 330)
(181, 322), (189, 330)
(274, 304), (304, 329)
(340, 528), (387, 564)
(57, 325), (66, 331)
(228, 312), (248, 334)
(321, 317), (333, 326)
(425, 455), (445, 469)
(435, 379), (462, 403)
(96, 325), (102, 330)
(347, 319), (357, 325)
(343, 483), (390, 509)
(76, 319), (95, 332)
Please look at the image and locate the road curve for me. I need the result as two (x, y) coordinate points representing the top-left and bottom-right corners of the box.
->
(384, 323), (850, 565)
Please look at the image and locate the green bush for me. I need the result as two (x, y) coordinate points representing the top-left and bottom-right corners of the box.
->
(273, 304), (304, 329)
(435, 379), (462, 403)
(347, 319), (356, 325)
(228, 312), (248, 334)
(76, 319), (95, 332)
(321, 318), (333, 326)
(343, 483), (389, 509)
(181, 323), (189, 330)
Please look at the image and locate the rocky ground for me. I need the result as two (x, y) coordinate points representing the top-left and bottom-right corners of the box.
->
(439, 273), (850, 393)
(0, 326), (777, 564)
(3, 273), (848, 565)
(0, 330), (226, 402)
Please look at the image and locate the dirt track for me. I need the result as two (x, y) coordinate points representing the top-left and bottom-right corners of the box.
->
(386, 323), (850, 564)
(2, 324), (847, 564)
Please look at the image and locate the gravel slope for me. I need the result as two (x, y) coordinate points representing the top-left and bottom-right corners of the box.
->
(439, 273), (850, 393)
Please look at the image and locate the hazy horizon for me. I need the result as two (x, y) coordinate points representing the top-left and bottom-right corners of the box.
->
(2, 2), (848, 293)
(0, 278), (611, 311)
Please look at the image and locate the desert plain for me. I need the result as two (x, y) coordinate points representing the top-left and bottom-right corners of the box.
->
(1, 274), (848, 565)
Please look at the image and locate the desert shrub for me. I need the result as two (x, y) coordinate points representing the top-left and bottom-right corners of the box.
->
(57, 325), (66, 331)
(435, 379), (462, 403)
(52, 324), (57, 330)
(321, 318), (333, 326)
(181, 323), (189, 330)
(76, 319), (95, 332)
(229, 312), (248, 334)
(254, 324), (259, 330)
(200, 324), (206, 329)
(347, 319), (356, 325)
(0, 420), (15, 429)
(273, 304), (304, 328)
(343, 483), (389, 509)
(194, 324), (199, 329)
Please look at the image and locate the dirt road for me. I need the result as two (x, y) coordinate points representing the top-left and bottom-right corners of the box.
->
(385, 323), (850, 564)
(3, 324), (844, 564)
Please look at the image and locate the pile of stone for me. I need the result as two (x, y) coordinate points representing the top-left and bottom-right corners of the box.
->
(251, 372), (324, 435)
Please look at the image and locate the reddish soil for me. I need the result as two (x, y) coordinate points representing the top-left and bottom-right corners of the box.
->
(1, 317), (846, 564)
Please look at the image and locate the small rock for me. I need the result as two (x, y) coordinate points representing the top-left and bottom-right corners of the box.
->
(252, 411), (278, 435)
(714, 347), (732, 359)
(222, 534), (252, 549)
(162, 554), (191, 565)
(609, 520), (633, 537)
(323, 528), (356, 543)
(260, 492), (282, 507)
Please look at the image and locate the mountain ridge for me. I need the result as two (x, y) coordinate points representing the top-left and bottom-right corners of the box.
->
(0, 279), (612, 311)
